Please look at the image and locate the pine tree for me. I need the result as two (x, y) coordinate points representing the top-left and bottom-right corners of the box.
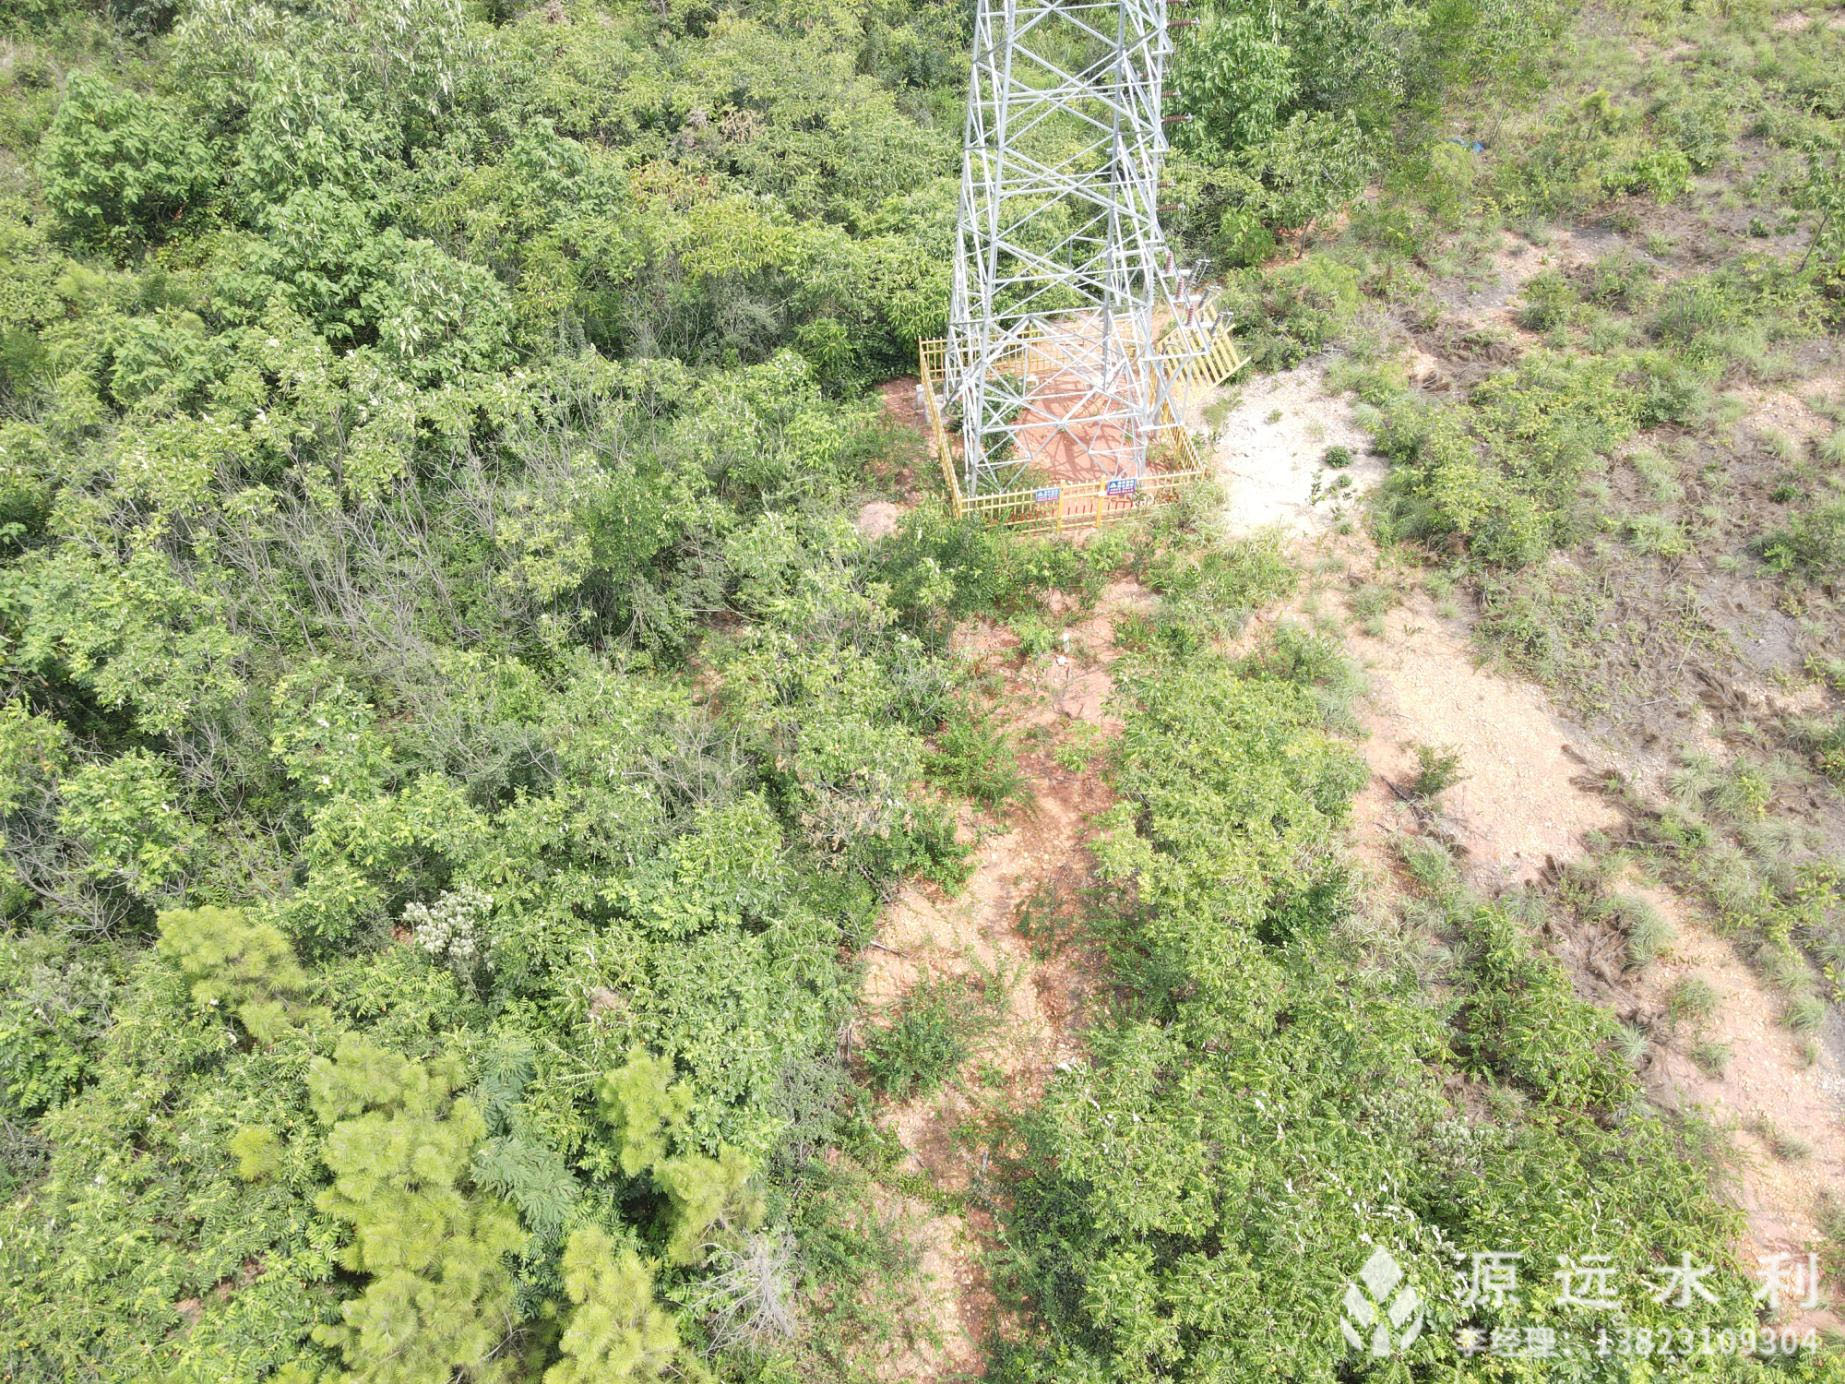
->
(307, 1035), (526, 1383)
(655, 1148), (763, 1267)
(594, 1048), (763, 1265)
(156, 905), (323, 1044)
(544, 1226), (696, 1384)
(228, 1124), (282, 1181)
(596, 1048), (692, 1178)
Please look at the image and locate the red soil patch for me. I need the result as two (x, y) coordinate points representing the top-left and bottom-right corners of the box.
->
(856, 578), (1150, 1381)
(1011, 365), (1140, 484)
(879, 376), (930, 437)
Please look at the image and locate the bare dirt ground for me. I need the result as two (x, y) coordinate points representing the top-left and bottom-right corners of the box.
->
(854, 579), (1151, 1380)
(1204, 367), (1381, 538)
(864, 378), (928, 534)
(1464, 226), (1626, 329)
(1340, 571), (1621, 886)
(1635, 894), (1845, 1329)
(1219, 357), (1845, 1334)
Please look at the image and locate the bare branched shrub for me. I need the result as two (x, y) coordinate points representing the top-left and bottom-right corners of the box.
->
(679, 1227), (799, 1356)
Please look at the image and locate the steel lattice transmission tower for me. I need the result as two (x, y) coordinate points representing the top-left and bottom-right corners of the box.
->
(943, 0), (1208, 499)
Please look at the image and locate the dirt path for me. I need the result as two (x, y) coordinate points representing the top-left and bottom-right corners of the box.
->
(1218, 360), (1845, 1333)
(856, 344), (1842, 1365)
(855, 581), (1150, 1380)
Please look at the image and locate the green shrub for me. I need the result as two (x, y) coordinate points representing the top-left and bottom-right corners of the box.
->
(1211, 205), (1276, 268)
(927, 701), (1025, 810)
(0, 929), (113, 1123)
(1761, 497), (1845, 577)
(1603, 143), (1693, 203)
(55, 750), (199, 903)
(38, 72), (215, 251)
(1409, 743), (1466, 800)
(1455, 902), (1634, 1108)
(1626, 512), (1690, 558)
(1629, 350), (1714, 428)
(1657, 89), (1735, 173)
(1805, 717), (1845, 786)
(1219, 257), (1363, 371)
(1415, 138), (1481, 222)
(156, 906), (318, 1045)
(228, 1124), (283, 1181)
(860, 980), (980, 1100)
(1585, 251), (1654, 310)
(1374, 349), (1640, 569)
(994, 632), (1757, 1380)
(1517, 270), (1577, 331)
(1143, 533), (1297, 641)
(595, 1049), (763, 1264)
(1239, 620), (1365, 725)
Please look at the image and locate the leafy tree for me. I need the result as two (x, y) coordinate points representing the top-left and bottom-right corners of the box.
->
(1174, 14), (1296, 153)
(56, 750), (199, 903)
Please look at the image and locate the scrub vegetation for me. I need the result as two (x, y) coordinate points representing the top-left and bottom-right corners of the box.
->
(1216, 0), (1845, 1051)
(0, 0), (1839, 1380)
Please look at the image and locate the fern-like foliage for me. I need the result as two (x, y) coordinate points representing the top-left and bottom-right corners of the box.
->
(473, 1131), (581, 1244)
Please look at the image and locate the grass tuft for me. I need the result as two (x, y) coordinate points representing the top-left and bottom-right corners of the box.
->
(1784, 994), (1827, 1036)
(1666, 976), (1719, 1026)
(1606, 894), (1674, 970)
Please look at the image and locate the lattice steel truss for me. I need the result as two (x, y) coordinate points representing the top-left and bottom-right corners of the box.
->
(943, 0), (1207, 498)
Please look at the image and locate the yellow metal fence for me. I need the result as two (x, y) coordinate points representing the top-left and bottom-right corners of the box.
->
(1166, 322), (1246, 393)
(916, 332), (1242, 534)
